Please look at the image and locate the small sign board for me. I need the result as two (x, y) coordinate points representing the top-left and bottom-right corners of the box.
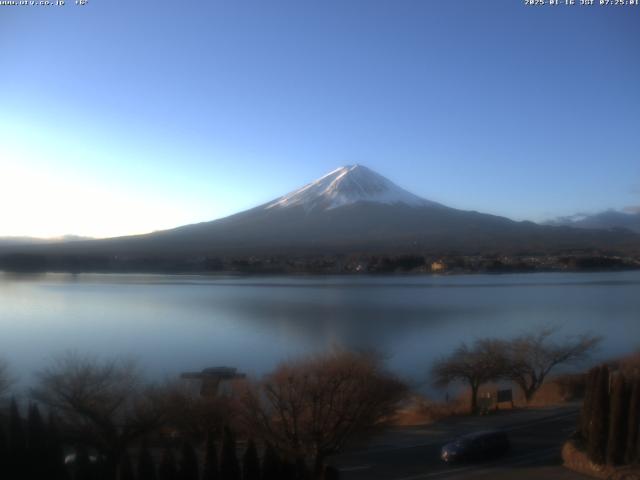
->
(496, 389), (513, 404)
(478, 392), (493, 415)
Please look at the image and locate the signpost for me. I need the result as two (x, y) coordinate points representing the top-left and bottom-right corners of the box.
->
(496, 389), (514, 409)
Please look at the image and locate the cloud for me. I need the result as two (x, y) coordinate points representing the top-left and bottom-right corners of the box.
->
(551, 213), (588, 223)
(623, 205), (640, 214)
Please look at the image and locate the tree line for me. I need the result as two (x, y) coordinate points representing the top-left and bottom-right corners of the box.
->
(0, 328), (603, 479)
(431, 328), (601, 413)
(0, 350), (404, 480)
(0, 402), (340, 480)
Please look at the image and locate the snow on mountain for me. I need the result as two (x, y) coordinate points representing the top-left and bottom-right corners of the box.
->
(547, 210), (640, 233)
(265, 165), (439, 211)
(3, 165), (638, 263)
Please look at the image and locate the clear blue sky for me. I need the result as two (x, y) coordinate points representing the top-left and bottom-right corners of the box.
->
(1, 0), (639, 237)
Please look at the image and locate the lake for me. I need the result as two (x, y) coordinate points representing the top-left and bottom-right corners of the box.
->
(1, 271), (639, 393)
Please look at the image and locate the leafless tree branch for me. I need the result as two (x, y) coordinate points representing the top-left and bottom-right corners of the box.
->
(241, 349), (407, 477)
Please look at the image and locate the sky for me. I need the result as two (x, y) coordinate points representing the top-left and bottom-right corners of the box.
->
(1, 0), (639, 238)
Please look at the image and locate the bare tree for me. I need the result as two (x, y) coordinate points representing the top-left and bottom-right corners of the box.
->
(31, 353), (164, 479)
(155, 379), (236, 442)
(505, 329), (601, 402)
(431, 339), (507, 413)
(241, 349), (407, 478)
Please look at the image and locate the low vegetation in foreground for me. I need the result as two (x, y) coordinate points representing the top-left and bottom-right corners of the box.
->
(0, 329), (630, 480)
(562, 359), (640, 477)
(431, 328), (600, 413)
(0, 350), (405, 480)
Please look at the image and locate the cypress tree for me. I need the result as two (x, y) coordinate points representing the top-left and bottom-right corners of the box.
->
(638, 424), (640, 466)
(294, 457), (310, 480)
(27, 404), (48, 480)
(138, 440), (157, 480)
(179, 441), (199, 480)
(0, 426), (8, 476)
(241, 439), (260, 480)
(202, 432), (219, 480)
(98, 454), (111, 480)
(579, 367), (599, 441)
(47, 414), (69, 480)
(75, 445), (94, 480)
(158, 447), (178, 480)
(9, 398), (27, 479)
(220, 427), (240, 480)
(260, 444), (280, 480)
(279, 459), (295, 480)
(119, 451), (135, 480)
(607, 374), (629, 465)
(323, 465), (340, 480)
(588, 365), (610, 464)
(625, 379), (640, 465)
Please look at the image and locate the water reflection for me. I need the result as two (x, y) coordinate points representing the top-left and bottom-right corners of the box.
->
(0, 271), (639, 392)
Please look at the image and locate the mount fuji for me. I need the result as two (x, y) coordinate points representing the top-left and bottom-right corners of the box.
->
(264, 165), (439, 211)
(1, 165), (638, 264)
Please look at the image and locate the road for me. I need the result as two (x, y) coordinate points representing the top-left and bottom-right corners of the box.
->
(330, 404), (590, 480)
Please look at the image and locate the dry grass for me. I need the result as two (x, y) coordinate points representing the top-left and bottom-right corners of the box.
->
(392, 394), (469, 426)
(523, 380), (572, 407)
(393, 375), (587, 426)
(392, 356), (639, 426)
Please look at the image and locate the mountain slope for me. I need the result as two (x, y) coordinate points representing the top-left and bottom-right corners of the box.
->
(547, 210), (640, 234)
(1, 166), (639, 261)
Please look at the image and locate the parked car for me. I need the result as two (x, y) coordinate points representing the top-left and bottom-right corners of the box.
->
(440, 430), (510, 463)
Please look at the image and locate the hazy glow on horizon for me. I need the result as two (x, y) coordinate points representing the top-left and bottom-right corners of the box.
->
(0, 120), (233, 238)
(2, 155), (192, 239)
(2, 1), (639, 238)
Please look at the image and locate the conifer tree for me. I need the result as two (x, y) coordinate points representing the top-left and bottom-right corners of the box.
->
(279, 459), (295, 480)
(179, 441), (199, 480)
(260, 444), (280, 480)
(0, 426), (8, 476)
(625, 379), (640, 465)
(323, 465), (340, 480)
(588, 365), (610, 464)
(202, 432), (219, 480)
(9, 398), (27, 479)
(158, 447), (178, 480)
(241, 439), (260, 480)
(47, 414), (69, 480)
(295, 457), (310, 480)
(138, 440), (157, 480)
(99, 455), (113, 480)
(220, 427), (240, 480)
(119, 452), (135, 480)
(607, 374), (629, 465)
(27, 404), (48, 480)
(75, 445), (94, 480)
(579, 367), (599, 441)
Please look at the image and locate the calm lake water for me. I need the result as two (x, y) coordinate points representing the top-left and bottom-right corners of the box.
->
(1, 271), (639, 392)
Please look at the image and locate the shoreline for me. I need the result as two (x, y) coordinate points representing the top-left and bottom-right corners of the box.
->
(1, 263), (639, 276)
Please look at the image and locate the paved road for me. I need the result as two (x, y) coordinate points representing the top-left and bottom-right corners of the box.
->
(330, 405), (590, 480)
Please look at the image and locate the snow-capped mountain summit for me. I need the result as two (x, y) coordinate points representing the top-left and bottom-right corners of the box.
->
(265, 165), (439, 211)
(6, 165), (637, 262)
